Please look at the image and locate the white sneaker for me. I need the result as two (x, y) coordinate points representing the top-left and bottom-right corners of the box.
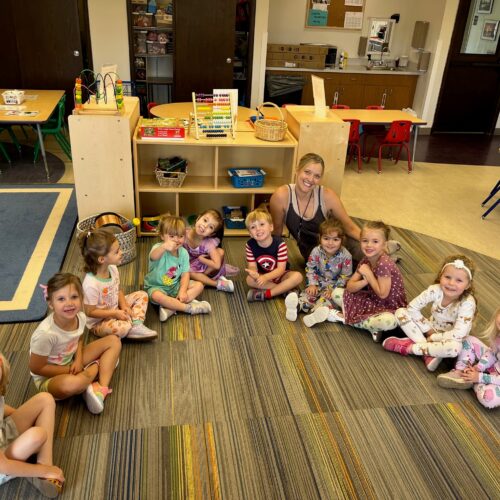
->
(437, 370), (473, 389)
(189, 300), (211, 314)
(216, 276), (234, 292)
(303, 306), (329, 328)
(82, 383), (104, 415)
(159, 307), (175, 322)
(127, 323), (157, 340)
(327, 309), (344, 323)
(285, 292), (299, 321)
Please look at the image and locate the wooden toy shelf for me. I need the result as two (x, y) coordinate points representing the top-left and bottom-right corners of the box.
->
(132, 127), (298, 236)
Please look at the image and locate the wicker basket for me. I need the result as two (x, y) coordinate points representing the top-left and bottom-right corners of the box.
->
(154, 167), (187, 187)
(254, 102), (288, 142)
(76, 214), (136, 265)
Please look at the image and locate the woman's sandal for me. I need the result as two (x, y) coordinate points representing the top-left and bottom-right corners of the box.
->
(26, 477), (63, 498)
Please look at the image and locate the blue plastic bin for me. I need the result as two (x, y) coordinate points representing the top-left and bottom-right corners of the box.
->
(228, 168), (266, 188)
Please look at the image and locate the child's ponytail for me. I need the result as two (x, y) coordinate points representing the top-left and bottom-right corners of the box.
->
(78, 229), (117, 274)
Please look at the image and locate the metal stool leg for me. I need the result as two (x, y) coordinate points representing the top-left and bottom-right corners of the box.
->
(481, 180), (500, 206)
(482, 199), (499, 219)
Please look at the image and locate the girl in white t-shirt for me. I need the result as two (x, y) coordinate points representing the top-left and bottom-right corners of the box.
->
(79, 229), (157, 340)
(29, 273), (121, 415)
(0, 352), (64, 497)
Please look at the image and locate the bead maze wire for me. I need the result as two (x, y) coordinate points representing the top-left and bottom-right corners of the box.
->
(191, 91), (236, 139)
(73, 70), (125, 113)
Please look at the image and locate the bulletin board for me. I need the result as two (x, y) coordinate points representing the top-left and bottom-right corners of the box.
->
(305, 0), (364, 30)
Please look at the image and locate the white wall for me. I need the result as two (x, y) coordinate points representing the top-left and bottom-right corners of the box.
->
(88, 0), (130, 80)
(266, 0), (455, 126)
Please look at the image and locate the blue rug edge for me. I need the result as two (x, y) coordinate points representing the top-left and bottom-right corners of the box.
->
(0, 185), (77, 324)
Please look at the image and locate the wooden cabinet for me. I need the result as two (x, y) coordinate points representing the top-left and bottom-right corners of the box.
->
(267, 70), (418, 110)
(69, 97), (140, 220)
(362, 74), (418, 109)
(133, 128), (297, 236)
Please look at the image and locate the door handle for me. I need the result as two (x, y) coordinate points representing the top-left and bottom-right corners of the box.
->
(73, 50), (80, 57)
(226, 58), (232, 64)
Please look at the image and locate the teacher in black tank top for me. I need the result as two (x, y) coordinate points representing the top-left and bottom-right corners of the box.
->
(269, 153), (362, 261)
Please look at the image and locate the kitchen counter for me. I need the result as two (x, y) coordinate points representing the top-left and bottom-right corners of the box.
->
(266, 64), (422, 76)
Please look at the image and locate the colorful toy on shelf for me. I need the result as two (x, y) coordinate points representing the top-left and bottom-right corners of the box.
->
(72, 70), (127, 115)
(191, 91), (236, 140)
(75, 78), (82, 109)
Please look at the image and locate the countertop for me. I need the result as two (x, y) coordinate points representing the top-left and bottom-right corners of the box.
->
(266, 64), (422, 76)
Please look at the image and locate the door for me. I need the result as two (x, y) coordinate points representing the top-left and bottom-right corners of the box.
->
(174, 0), (236, 102)
(433, 0), (500, 133)
(0, 0), (91, 107)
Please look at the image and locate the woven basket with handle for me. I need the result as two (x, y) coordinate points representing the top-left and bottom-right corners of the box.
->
(254, 102), (287, 142)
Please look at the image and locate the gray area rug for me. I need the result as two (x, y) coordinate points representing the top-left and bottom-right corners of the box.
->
(0, 143), (65, 183)
(0, 227), (498, 499)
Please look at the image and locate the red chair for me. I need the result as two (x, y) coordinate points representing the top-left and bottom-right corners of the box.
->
(147, 101), (158, 118)
(331, 104), (350, 109)
(362, 105), (386, 156)
(366, 120), (413, 174)
(343, 119), (362, 173)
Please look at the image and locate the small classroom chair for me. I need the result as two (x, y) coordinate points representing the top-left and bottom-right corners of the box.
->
(361, 105), (386, 157)
(366, 120), (413, 174)
(147, 101), (158, 118)
(481, 180), (499, 219)
(331, 104), (350, 109)
(0, 126), (22, 158)
(33, 97), (72, 163)
(343, 119), (362, 173)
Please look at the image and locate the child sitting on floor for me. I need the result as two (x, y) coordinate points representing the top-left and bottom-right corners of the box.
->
(29, 273), (121, 415)
(286, 218), (352, 325)
(383, 255), (476, 372)
(0, 353), (64, 498)
(244, 208), (303, 317)
(79, 229), (157, 340)
(184, 209), (237, 293)
(144, 214), (211, 321)
(327, 220), (407, 341)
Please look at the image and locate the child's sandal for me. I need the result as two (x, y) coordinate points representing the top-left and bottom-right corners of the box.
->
(26, 477), (63, 498)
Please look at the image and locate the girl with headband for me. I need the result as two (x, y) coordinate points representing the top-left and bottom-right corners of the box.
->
(382, 254), (477, 372)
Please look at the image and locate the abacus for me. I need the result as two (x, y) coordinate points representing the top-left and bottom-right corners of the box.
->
(191, 91), (236, 139)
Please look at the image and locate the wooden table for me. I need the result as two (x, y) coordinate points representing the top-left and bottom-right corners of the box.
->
(0, 89), (65, 178)
(331, 108), (427, 163)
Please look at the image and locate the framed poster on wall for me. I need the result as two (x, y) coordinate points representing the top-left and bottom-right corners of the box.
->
(478, 0), (494, 14)
(305, 0), (363, 29)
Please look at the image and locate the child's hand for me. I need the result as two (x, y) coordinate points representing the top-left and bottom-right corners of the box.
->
(178, 290), (188, 303)
(114, 309), (130, 321)
(358, 263), (371, 278)
(121, 305), (133, 318)
(245, 268), (260, 281)
(461, 369), (480, 383)
(305, 285), (319, 297)
(40, 465), (65, 483)
(69, 359), (83, 375)
(323, 289), (333, 300)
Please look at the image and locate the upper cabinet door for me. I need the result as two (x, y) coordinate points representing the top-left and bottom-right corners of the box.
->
(174, 0), (236, 101)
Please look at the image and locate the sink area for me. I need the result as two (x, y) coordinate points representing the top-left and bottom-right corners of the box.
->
(366, 65), (403, 72)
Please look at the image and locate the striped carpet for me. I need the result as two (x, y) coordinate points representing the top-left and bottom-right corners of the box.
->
(0, 226), (498, 499)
